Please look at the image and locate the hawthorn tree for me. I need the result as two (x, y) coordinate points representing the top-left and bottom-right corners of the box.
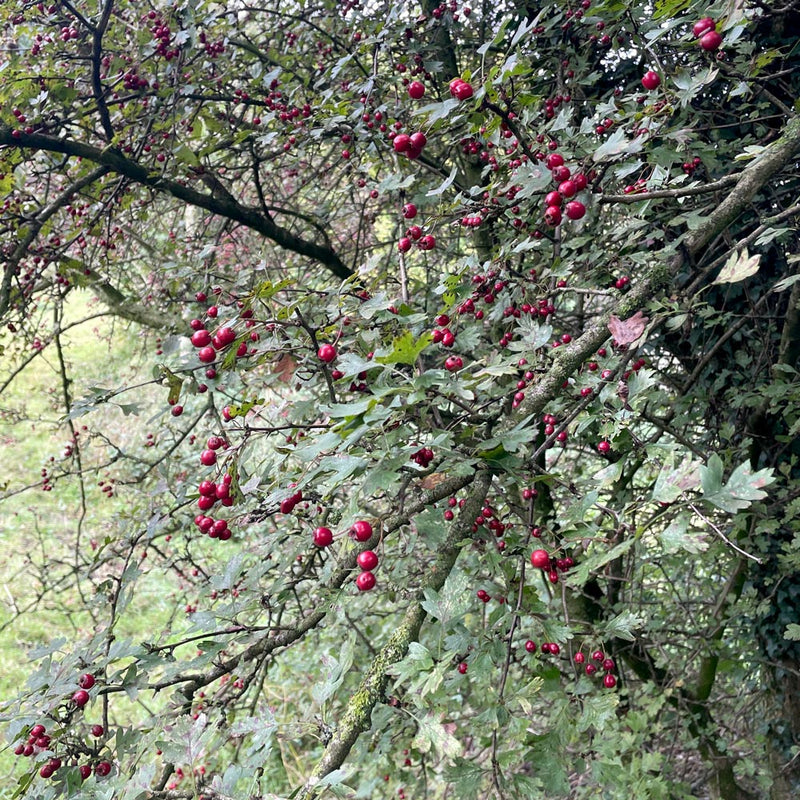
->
(1, 1), (800, 799)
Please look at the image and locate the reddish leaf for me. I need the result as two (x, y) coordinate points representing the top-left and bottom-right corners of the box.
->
(608, 311), (649, 345)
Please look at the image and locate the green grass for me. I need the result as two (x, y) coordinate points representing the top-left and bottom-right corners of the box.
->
(0, 290), (179, 785)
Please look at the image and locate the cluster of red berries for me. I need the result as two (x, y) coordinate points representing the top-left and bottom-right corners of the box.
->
(449, 77), (474, 101)
(410, 447), (434, 467)
(191, 318), (248, 367)
(622, 178), (648, 194)
(682, 155), (704, 175)
(575, 649), (618, 687)
(398, 224), (436, 253)
(541, 152), (587, 226)
(530, 548), (575, 584)
(524, 640), (561, 655)
(14, 675), (112, 782)
(693, 17), (722, 51)
(542, 412), (569, 448)
(193, 469), (235, 541)
(313, 521), (378, 590)
(279, 488), (304, 515)
(392, 130), (428, 160)
(199, 431), (229, 467)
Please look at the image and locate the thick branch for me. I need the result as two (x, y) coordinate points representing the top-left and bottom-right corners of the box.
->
(146, 471), (477, 699)
(299, 470), (493, 798)
(0, 126), (353, 281)
(515, 114), (800, 422)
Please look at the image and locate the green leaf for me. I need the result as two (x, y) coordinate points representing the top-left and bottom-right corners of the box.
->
(601, 610), (643, 642)
(577, 691), (619, 732)
(567, 537), (636, 587)
(412, 714), (464, 759)
(701, 459), (775, 513)
(390, 642), (434, 684)
(592, 128), (646, 162)
(374, 331), (432, 365)
(312, 632), (357, 705)
(784, 623), (800, 641)
(420, 571), (471, 627)
(658, 514), (709, 554)
(426, 164), (458, 196)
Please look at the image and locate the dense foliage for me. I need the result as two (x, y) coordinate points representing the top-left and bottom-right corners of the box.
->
(1, 1), (800, 798)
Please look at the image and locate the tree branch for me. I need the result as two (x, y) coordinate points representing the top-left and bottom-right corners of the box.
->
(0, 126), (353, 281)
(514, 114), (800, 423)
(299, 470), (493, 798)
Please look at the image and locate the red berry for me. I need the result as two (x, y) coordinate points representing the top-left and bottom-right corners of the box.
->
(586, 663), (598, 676)
(190, 329), (211, 347)
(398, 237), (412, 252)
(449, 79), (474, 100)
(524, 640), (537, 653)
(641, 70), (661, 91)
(200, 449), (217, 466)
(357, 550), (379, 570)
(409, 131), (427, 150)
(351, 520), (373, 541)
(393, 133), (411, 153)
(402, 203), (417, 219)
(91, 724), (104, 737)
(565, 201), (586, 220)
(313, 526), (333, 547)
(558, 180), (577, 198)
(602, 658), (616, 672)
(544, 205), (562, 226)
(317, 344), (337, 363)
(356, 571), (376, 591)
(72, 689), (90, 707)
(457, 661), (468, 673)
(79, 764), (92, 780)
(699, 30), (722, 51)
(692, 17), (715, 38)
(597, 440), (611, 453)
(574, 652), (586, 664)
(530, 549), (550, 569)
(592, 649), (605, 662)
(197, 346), (216, 364)
(545, 190), (563, 207)
(95, 761), (112, 777)
(408, 81), (425, 99)
(78, 673), (96, 689)
(603, 673), (617, 688)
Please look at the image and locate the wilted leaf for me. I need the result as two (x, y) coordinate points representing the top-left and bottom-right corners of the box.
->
(714, 247), (761, 284)
(608, 310), (649, 345)
(771, 274), (800, 293)
(420, 472), (448, 490)
(271, 353), (296, 383)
